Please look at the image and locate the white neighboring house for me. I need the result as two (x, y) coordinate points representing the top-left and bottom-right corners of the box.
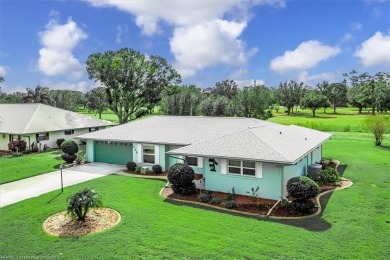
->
(0, 103), (114, 151)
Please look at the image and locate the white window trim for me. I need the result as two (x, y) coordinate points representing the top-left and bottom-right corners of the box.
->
(186, 156), (198, 167)
(227, 160), (257, 177)
(142, 144), (156, 164)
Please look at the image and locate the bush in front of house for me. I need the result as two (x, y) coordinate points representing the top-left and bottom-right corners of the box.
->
(61, 154), (77, 163)
(287, 176), (320, 199)
(56, 138), (65, 148)
(287, 176), (319, 213)
(60, 139), (79, 155)
(210, 196), (221, 205)
(152, 164), (162, 174)
(167, 163), (196, 195)
(126, 161), (137, 171)
(224, 200), (238, 209)
(318, 167), (341, 185)
(198, 190), (214, 202)
(8, 140), (27, 153)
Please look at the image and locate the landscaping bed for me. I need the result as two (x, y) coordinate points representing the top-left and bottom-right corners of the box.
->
(162, 178), (352, 218)
(124, 169), (167, 177)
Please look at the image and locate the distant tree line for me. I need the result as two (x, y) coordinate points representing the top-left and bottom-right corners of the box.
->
(1, 47), (389, 123)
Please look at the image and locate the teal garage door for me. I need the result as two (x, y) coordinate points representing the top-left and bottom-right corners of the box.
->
(95, 141), (132, 165)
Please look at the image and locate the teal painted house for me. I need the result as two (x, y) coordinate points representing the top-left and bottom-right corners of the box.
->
(78, 116), (331, 200)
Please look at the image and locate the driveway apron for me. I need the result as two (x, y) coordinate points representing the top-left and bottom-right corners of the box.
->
(0, 162), (124, 208)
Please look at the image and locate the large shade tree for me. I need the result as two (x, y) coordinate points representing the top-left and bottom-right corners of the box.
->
(275, 80), (307, 115)
(300, 90), (330, 117)
(86, 87), (109, 119)
(23, 85), (51, 104)
(317, 80), (348, 114)
(86, 48), (181, 124)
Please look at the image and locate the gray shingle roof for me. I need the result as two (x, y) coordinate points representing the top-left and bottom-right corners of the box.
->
(168, 124), (332, 164)
(0, 104), (114, 134)
(77, 115), (272, 145)
(77, 115), (331, 164)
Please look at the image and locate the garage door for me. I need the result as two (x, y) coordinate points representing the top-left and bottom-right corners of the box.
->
(95, 141), (132, 165)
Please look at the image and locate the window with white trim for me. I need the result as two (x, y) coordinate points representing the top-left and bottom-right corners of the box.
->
(143, 145), (155, 164)
(64, 130), (74, 135)
(36, 132), (49, 142)
(187, 157), (198, 167)
(228, 160), (256, 176)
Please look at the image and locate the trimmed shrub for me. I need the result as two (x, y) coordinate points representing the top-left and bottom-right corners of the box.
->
(198, 193), (212, 202)
(210, 196), (221, 205)
(60, 139), (79, 155)
(61, 154), (77, 163)
(167, 163), (196, 195)
(8, 140), (27, 153)
(224, 200), (238, 209)
(135, 166), (141, 174)
(291, 199), (315, 213)
(56, 138), (65, 148)
(67, 188), (102, 221)
(318, 167), (341, 185)
(152, 164), (162, 174)
(126, 161), (137, 171)
(287, 176), (320, 199)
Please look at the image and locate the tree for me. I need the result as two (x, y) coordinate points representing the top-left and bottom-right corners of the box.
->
(363, 116), (390, 146)
(200, 95), (230, 116)
(159, 85), (202, 116)
(86, 48), (181, 124)
(275, 80), (307, 115)
(67, 188), (102, 221)
(23, 85), (51, 104)
(211, 79), (238, 99)
(49, 90), (85, 111)
(300, 90), (330, 117)
(0, 76), (4, 84)
(317, 80), (348, 114)
(86, 87), (109, 119)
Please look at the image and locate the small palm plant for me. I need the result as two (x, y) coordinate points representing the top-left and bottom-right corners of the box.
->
(67, 188), (102, 221)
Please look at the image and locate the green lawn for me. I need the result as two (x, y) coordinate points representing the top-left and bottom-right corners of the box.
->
(0, 150), (63, 184)
(269, 107), (390, 132)
(78, 108), (120, 123)
(0, 132), (389, 259)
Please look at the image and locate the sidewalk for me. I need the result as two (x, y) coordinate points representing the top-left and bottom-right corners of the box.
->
(0, 162), (125, 208)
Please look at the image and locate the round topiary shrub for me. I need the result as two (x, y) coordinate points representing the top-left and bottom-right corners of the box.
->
(56, 138), (65, 148)
(60, 139), (79, 155)
(152, 164), (162, 174)
(61, 154), (77, 163)
(287, 176), (320, 199)
(126, 161), (137, 171)
(291, 199), (315, 213)
(167, 163), (196, 195)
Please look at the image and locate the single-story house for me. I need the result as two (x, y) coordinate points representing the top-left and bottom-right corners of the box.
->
(77, 116), (332, 200)
(0, 103), (114, 151)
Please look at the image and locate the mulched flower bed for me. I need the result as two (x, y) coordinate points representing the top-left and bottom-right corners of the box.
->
(163, 179), (352, 218)
(124, 170), (167, 177)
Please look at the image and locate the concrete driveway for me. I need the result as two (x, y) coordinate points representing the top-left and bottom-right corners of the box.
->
(0, 162), (125, 208)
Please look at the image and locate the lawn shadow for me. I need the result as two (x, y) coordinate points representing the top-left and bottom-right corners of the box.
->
(164, 191), (334, 232)
(377, 145), (390, 151)
(337, 164), (348, 176)
(46, 192), (64, 204)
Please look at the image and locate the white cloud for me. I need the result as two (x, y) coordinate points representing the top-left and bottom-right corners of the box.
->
(41, 80), (94, 93)
(270, 40), (341, 73)
(85, 0), (284, 78)
(341, 33), (353, 42)
(0, 65), (6, 76)
(171, 20), (257, 77)
(354, 31), (390, 67)
(116, 24), (128, 44)
(38, 17), (87, 78)
(235, 79), (265, 88)
(298, 71), (339, 86)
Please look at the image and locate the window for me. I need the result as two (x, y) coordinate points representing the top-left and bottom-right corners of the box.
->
(36, 132), (49, 142)
(187, 157), (198, 167)
(228, 160), (256, 176)
(143, 145), (155, 164)
(64, 130), (74, 135)
(89, 127), (99, 132)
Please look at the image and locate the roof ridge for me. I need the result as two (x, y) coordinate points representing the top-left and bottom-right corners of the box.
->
(22, 103), (41, 134)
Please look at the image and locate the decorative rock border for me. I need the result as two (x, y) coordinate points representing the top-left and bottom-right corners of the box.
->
(160, 178), (353, 220)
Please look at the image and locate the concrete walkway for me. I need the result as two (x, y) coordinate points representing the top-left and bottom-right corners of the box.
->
(0, 162), (125, 208)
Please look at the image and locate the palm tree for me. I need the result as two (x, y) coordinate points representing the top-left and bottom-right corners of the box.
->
(67, 188), (102, 221)
(23, 85), (51, 104)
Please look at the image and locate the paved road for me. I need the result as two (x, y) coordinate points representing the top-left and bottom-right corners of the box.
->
(0, 162), (125, 208)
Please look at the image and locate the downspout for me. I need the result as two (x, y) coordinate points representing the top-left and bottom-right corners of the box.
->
(280, 165), (284, 199)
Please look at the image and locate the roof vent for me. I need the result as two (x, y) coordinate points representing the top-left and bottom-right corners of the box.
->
(248, 125), (264, 129)
(279, 132), (282, 135)
(305, 138), (307, 141)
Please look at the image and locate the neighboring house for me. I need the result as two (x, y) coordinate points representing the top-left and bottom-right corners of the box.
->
(77, 116), (331, 200)
(0, 103), (114, 151)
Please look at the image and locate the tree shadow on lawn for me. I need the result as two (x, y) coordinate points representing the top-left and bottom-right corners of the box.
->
(377, 145), (390, 151)
(164, 192), (334, 232)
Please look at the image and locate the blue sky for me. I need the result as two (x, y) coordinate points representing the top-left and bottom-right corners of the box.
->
(0, 0), (389, 93)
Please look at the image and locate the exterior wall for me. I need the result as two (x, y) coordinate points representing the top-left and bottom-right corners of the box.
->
(131, 143), (165, 170)
(0, 134), (10, 150)
(282, 155), (308, 197)
(86, 140), (94, 162)
(94, 140), (132, 165)
(312, 145), (322, 163)
(203, 158), (283, 200)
